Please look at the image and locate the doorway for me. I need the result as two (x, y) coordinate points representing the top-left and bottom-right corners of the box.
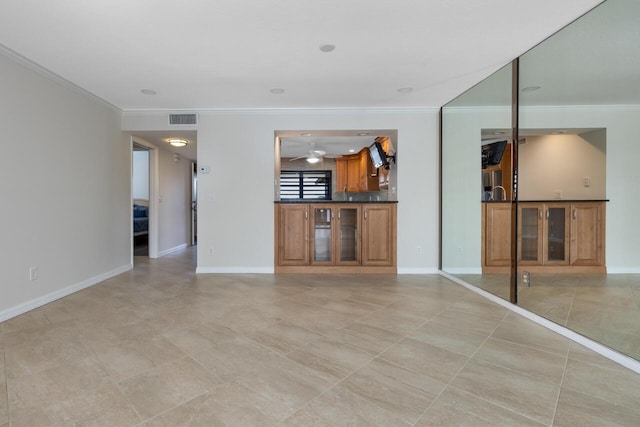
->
(132, 143), (150, 256)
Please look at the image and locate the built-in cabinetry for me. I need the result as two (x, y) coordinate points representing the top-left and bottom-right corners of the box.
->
(275, 202), (397, 273)
(482, 201), (605, 273)
(336, 137), (390, 193)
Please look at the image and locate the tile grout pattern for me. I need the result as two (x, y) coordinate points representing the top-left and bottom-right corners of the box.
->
(458, 273), (640, 361)
(0, 247), (639, 426)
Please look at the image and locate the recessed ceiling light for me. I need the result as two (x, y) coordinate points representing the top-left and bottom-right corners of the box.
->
(521, 85), (542, 92)
(552, 130), (567, 135)
(357, 133), (369, 136)
(270, 88), (285, 94)
(494, 131), (508, 135)
(348, 149), (356, 153)
(397, 87), (414, 93)
(141, 89), (157, 95)
(319, 44), (336, 52)
(300, 133), (312, 136)
(167, 138), (189, 147)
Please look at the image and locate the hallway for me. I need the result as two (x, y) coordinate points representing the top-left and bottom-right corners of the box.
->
(1, 248), (639, 425)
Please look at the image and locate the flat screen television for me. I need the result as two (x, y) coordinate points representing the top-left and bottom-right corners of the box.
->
(369, 141), (389, 169)
(481, 140), (507, 169)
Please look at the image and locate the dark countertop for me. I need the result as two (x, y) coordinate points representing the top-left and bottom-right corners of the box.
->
(275, 200), (398, 204)
(482, 199), (609, 203)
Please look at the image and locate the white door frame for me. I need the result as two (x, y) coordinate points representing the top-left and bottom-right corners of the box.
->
(131, 137), (160, 259)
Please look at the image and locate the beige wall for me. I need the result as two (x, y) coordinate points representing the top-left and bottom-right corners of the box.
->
(519, 131), (606, 200)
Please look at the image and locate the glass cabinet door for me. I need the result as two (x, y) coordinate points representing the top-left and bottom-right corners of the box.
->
(544, 205), (570, 265)
(311, 206), (332, 264)
(519, 205), (542, 263)
(337, 206), (360, 264)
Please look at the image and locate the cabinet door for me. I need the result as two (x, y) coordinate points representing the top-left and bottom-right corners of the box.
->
(277, 204), (309, 265)
(543, 203), (570, 265)
(310, 205), (334, 265)
(484, 203), (512, 266)
(336, 205), (361, 265)
(518, 204), (543, 265)
(362, 204), (396, 266)
(336, 159), (348, 193)
(347, 157), (360, 192)
(570, 202), (604, 266)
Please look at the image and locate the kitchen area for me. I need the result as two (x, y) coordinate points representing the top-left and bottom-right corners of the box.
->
(274, 130), (398, 273)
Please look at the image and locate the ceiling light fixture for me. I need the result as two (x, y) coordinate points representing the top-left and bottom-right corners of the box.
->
(521, 85), (542, 92)
(348, 149), (356, 153)
(306, 156), (321, 164)
(319, 44), (336, 52)
(300, 133), (312, 136)
(140, 89), (157, 95)
(168, 138), (189, 147)
(270, 88), (285, 94)
(357, 133), (369, 136)
(397, 87), (414, 93)
(552, 130), (567, 135)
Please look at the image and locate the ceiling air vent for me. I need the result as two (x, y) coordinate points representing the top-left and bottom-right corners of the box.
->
(169, 113), (198, 125)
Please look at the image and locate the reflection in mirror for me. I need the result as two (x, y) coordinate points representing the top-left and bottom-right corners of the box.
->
(518, 0), (640, 361)
(441, 63), (513, 300)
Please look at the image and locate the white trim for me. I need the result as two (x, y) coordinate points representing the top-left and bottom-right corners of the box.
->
(196, 267), (274, 274)
(439, 271), (640, 374)
(159, 243), (189, 257)
(122, 107), (440, 115)
(0, 264), (132, 323)
(441, 267), (483, 274)
(0, 43), (120, 113)
(607, 267), (640, 274)
(398, 268), (440, 274)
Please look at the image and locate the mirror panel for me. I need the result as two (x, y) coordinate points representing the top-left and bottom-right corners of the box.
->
(441, 63), (513, 300)
(518, 0), (640, 360)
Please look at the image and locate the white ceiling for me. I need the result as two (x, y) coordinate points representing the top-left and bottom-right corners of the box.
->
(0, 0), (604, 112)
(1, 0), (613, 161)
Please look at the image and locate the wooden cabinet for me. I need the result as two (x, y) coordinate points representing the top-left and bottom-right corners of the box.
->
(570, 202), (605, 266)
(310, 204), (361, 266)
(362, 204), (396, 266)
(518, 203), (571, 266)
(276, 204), (309, 265)
(483, 203), (512, 267)
(335, 148), (379, 193)
(482, 201), (605, 273)
(276, 203), (396, 272)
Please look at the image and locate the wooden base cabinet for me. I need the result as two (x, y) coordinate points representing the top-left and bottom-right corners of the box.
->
(276, 203), (396, 273)
(482, 201), (605, 274)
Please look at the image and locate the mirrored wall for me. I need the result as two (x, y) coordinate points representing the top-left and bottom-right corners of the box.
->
(441, 0), (640, 362)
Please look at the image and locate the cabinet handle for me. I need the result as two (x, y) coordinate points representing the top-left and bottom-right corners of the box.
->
(364, 210), (368, 220)
(338, 211), (341, 219)
(573, 208), (577, 219)
(305, 211), (308, 219)
(539, 210), (543, 220)
(546, 209), (549, 219)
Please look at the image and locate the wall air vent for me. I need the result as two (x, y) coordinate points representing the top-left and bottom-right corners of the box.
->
(169, 113), (198, 125)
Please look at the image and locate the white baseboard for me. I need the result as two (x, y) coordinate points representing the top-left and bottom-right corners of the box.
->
(158, 243), (188, 257)
(196, 267), (274, 274)
(0, 264), (132, 323)
(439, 270), (640, 375)
(607, 267), (640, 274)
(397, 268), (440, 274)
(442, 268), (483, 275)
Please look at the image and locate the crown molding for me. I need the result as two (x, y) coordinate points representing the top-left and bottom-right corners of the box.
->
(0, 43), (121, 113)
(121, 106), (440, 116)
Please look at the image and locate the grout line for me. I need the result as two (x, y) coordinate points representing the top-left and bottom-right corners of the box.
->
(550, 343), (572, 426)
(2, 342), (8, 427)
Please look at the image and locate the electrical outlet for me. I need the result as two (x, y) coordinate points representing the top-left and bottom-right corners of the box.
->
(208, 247), (214, 255)
(416, 246), (422, 255)
(456, 247), (463, 255)
(584, 177), (591, 187)
(29, 266), (39, 281)
(554, 190), (563, 199)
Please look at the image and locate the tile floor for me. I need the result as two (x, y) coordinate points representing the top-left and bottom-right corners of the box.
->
(458, 273), (640, 361)
(1, 247), (640, 426)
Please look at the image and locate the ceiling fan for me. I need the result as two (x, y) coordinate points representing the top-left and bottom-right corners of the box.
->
(289, 143), (329, 163)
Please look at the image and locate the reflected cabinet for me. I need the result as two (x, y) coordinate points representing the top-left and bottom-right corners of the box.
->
(482, 201), (605, 273)
(275, 203), (396, 273)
